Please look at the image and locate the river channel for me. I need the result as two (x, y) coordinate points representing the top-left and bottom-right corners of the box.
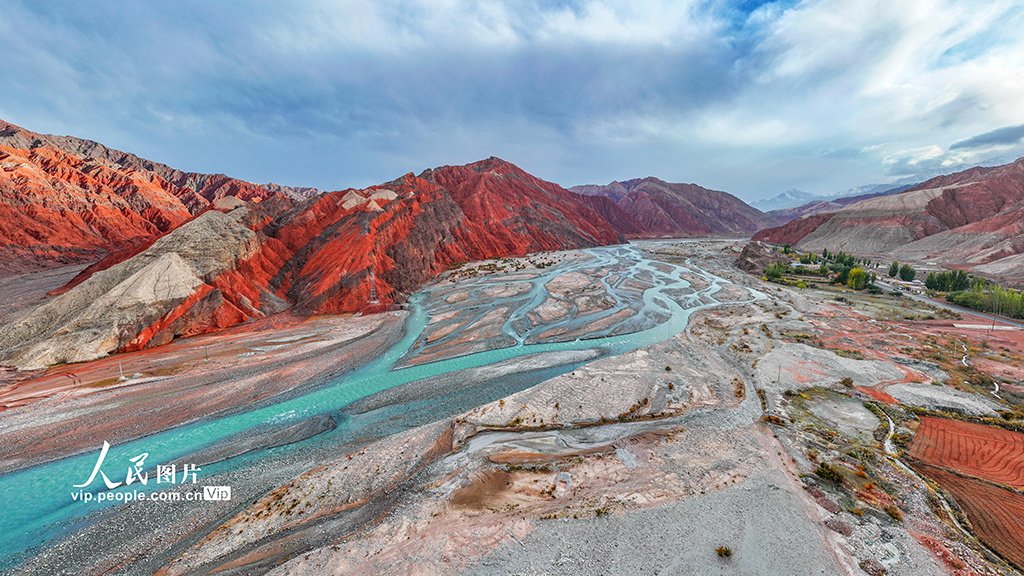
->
(0, 241), (738, 572)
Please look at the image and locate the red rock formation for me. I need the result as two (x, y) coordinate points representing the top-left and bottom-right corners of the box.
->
(0, 119), (315, 275)
(572, 177), (773, 236)
(250, 158), (628, 315)
(1, 149), (635, 367)
(752, 212), (836, 246)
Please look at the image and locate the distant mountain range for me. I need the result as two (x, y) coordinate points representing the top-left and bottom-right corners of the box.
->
(754, 157), (1016, 214)
(754, 179), (925, 215)
(755, 158), (1024, 285)
(751, 189), (820, 212)
(3, 116), (1023, 369)
(765, 184), (916, 223)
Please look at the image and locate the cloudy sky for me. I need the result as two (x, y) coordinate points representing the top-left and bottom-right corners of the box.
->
(2, 0), (1024, 201)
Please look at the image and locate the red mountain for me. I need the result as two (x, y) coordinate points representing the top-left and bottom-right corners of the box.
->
(0, 129), (629, 368)
(753, 157), (1024, 283)
(0, 119), (316, 275)
(571, 177), (773, 236)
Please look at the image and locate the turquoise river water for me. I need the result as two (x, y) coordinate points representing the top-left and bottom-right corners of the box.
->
(0, 242), (736, 571)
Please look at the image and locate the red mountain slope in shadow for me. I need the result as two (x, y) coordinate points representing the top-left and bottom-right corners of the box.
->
(0, 119), (317, 275)
(753, 157), (1024, 282)
(572, 177), (773, 236)
(1, 155), (628, 368)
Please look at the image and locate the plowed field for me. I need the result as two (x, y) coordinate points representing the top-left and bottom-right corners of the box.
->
(912, 463), (1024, 570)
(910, 416), (1024, 489)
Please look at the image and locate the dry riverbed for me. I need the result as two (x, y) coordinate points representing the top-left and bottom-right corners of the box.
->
(150, 241), (1024, 576)
(8, 240), (1024, 576)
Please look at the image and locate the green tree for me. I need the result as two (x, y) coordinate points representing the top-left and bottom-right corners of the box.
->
(899, 264), (916, 282)
(765, 262), (786, 279)
(888, 260), (900, 278)
(847, 267), (868, 290)
(799, 252), (818, 265)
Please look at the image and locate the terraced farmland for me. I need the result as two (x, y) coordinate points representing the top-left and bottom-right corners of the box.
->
(910, 416), (1024, 489)
(912, 463), (1024, 570)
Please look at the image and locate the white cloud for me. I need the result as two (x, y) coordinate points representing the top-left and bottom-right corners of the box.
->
(2, 0), (1024, 198)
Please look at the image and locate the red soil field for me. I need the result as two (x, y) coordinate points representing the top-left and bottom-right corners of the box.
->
(912, 463), (1024, 570)
(910, 417), (1024, 490)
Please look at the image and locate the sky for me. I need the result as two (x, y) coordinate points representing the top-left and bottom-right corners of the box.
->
(2, 0), (1024, 201)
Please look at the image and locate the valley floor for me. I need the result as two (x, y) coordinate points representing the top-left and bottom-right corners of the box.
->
(4, 240), (1024, 576)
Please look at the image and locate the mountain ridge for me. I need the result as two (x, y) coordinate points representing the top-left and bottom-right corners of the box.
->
(0, 126), (636, 368)
(0, 119), (321, 276)
(754, 156), (1024, 285)
(571, 176), (773, 236)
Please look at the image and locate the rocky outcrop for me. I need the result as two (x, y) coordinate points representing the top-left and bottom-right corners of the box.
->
(0, 209), (274, 369)
(572, 177), (773, 236)
(754, 157), (1024, 282)
(735, 242), (790, 274)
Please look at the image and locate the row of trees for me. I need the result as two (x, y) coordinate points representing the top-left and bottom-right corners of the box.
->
(768, 244), (1021, 318)
(946, 284), (1024, 319)
(821, 249), (872, 268)
(924, 270), (973, 292)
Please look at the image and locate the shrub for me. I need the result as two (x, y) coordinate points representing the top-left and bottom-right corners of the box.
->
(884, 505), (903, 522)
(814, 462), (845, 485)
(716, 546), (733, 558)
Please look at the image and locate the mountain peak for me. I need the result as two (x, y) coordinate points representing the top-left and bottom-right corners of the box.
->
(751, 189), (817, 211)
